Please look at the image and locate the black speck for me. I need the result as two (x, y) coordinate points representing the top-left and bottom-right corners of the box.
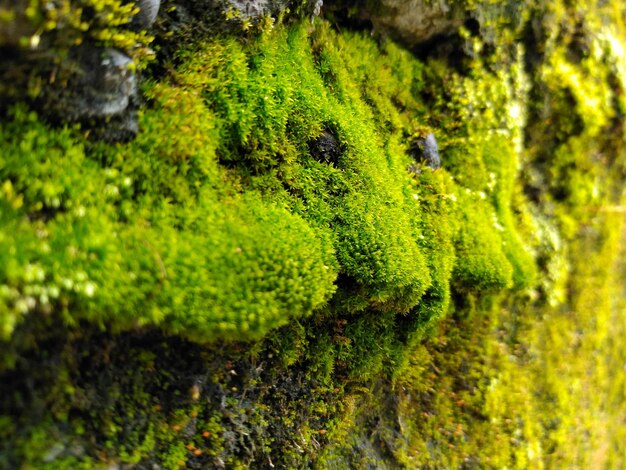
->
(309, 130), (343, 164)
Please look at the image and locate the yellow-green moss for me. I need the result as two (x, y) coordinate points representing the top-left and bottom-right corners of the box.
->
(0, 17), (538, 468)
(1, 0), (153, 63)
(4, 21), (511, 343)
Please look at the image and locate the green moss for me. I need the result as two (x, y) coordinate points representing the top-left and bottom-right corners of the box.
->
(416, 51), (538, 293)
(0, 23), (442, 342)
(0, 100), (338, 341)
(10, 3), (625, 465)
(1, 0), (153, 63)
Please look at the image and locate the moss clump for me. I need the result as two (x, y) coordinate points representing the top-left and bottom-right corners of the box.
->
(0, 9), (578, 467)
(0, 0), (153, 62)
(0, 103), (337, 342)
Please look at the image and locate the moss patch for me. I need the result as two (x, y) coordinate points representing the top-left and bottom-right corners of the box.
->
(2, 1), (626, 467)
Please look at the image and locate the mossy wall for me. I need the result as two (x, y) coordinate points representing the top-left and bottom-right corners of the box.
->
(1, 0), (626, 468)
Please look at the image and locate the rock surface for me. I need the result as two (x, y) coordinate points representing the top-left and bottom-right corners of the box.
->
(0, 1), (156, 141)
(166, 0), (296, 25)
(41, 47), (139, 140)
(68, 48), (137, 121)
(364, 0), (464, 47)
(221, 0), (288, 19)
(309, 129), (343, 164)
(133, 0), (161, 28)
(322, 0), (466, 47)
(417, 133), (441, 169)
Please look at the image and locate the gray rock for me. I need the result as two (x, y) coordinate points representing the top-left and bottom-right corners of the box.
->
(172, 0), (319, 23)
(44, 46), (139, 140)
(411, 133), (440, 170)
(228, 0), (272, 17)
(349, 0), (464, 48)
(42, 442), (65, 463)
(1, 1), (150, 141)
(90, 48), (137, 118)
(67, 441), (86, 458)
(329, 0), (529, 53)
(218, 0), (288, 20)
(133, 0), (161, 29)
(420, 133), (441, 169)
(312, 0), (323, 17)
(309, 129), (343, 164)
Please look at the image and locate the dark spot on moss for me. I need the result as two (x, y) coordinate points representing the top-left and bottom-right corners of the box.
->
(309, 129), (343, 165)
